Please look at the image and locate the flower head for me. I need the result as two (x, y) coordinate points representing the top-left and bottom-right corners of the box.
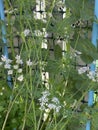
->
(17, 75), (23, 82)
(1, 55), (12, 64)
(39, 90), (61, 113)
(17, 68), (22, 73)
(52, 97), (60, 104)
(13, 65), (19, 69)
(23, 29), (30, 37)
(1, 55), (7, 62)
(26, 59), (32, 66)
(15, 55), (23, 64)
(8, 70), (13, 75)
(4, 64), (11, 69)
(0, 92), (3, 96)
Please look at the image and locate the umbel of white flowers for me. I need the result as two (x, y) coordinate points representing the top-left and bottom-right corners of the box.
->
(0, 55), (33, 82)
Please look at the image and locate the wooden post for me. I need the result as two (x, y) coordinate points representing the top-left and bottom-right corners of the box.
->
(86, 0), (98, 129)
(0, 0), (12, 88)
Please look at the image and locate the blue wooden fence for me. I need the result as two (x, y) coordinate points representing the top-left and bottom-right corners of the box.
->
(0, 0), (15, 129)
(0, 0), (98, 130)
(0, 0), (12, 87)
(86, 0), (98, 130)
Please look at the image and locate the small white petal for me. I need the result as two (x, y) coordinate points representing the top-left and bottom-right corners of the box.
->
(52, 97), (60, 104)
(26, 59), (32, 66)
(4, 64), (11, 69)
(45, 108), (50, 113)
(48, 103), (56, 109)
(13, 65), (19, 69)
(0, 92), (3, 96)
(56, 106), (61, 113)
(17, 68), (22, 73)
(1, 55), (7, 62)
(16, 59), (23, 64)
(43, 113), (49, 121)
(8, 70), (13, 75)
(6, 59), (12, 64)
(15, 55), (23, 64)
(17, 75), (23, 82)
(23, 29), (30, 37)
(2, 87), (5, 90)
(15, 55), (20, 60)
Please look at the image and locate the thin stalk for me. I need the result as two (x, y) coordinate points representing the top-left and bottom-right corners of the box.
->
(1, 84), (24, 130)
(21, 98), (28, 130)
(37, 112), (43, 130)
(32, 100), (37, 130)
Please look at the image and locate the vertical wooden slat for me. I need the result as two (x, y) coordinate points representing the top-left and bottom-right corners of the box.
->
(86, 0), (98, 129)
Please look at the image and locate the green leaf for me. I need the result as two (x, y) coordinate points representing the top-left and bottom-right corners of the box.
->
(54, 44), (62, 59)
(0, 106), (4, 112)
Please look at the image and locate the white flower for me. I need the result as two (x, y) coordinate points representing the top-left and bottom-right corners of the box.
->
(39, 104), (46, 110)
(17, 75), (23, 82)
(34, 30), (42, 36)
(1, 55), (12, 63)
(8, 70), (13, 75)
(16, 59), (23, 64)
(55, 106), (61, 113)
(45, 108), (50, 113)
(39, 96), (49, 103)
(78, 67), (89, 74)
(15, 55), (23, 64)
(5, 8), (18, 14)
(48, 103), (56, 110)
(6, 59), (12, 64)
(42, 91), (50, 96)
(17, 68), (22, 73)
(0, 92), (3, 96)
(87, 71), (95, 78)
(52, 97), (60, 104)
(43, 113), (49, 121)
(39, 91), (61, 113)
(4, 64), (11, 69)
(13, 65), (19, 69)
(87, 71), (96, 81)
(39, 91), (50, 110)
(47, 103), (61, 113)
(2, 87), (5, 90)
(26, 59), (32, 66)
(15, 55), (20, 60)
(1, 55), (7, 62)
(23, 29), (30, 37)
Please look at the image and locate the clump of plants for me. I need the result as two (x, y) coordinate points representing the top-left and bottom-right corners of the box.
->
(0, 0), (98, 130)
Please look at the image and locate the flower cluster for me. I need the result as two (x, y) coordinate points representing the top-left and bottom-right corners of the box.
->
(78, 66), (89, 74)
(78, 61), (98, 82)
(23, 29), (30, 37)
(0, 55), (33, 82)
(39, 90), (61, 113)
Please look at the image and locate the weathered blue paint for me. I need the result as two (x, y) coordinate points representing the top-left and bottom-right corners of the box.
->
(0, 0), (8, 57)
(0, 0), (12, 88)
(86, 120), (91, 130)
(0, 1), (16, 130)
(86, 0), (98, 130)
(88, 91), (94, 107)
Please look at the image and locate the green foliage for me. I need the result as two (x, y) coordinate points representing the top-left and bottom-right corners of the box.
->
(0, 0), (98, 130)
